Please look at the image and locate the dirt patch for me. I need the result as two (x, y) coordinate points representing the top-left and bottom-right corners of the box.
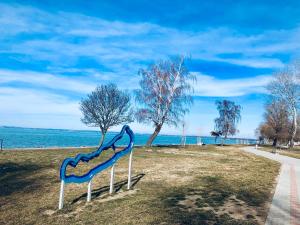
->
(94, 189), (139, 204)
(177, 194), (264, 224)
(43, 209), (56, 216)
(141, 159), (199, 185)
(55, 189), (139, 219)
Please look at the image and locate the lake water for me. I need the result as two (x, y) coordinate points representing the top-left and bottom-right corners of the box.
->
(0, 126), (256, 149)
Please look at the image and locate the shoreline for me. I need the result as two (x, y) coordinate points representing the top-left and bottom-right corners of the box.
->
(1, 143), (254, 151)
(1, 146), (98, 151)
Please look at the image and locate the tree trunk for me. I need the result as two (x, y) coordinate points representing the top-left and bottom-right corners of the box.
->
(272, 138), (277, 147)
(290, 106), (297, 148)
(146, 124), (162, 146)
(222, 133), (227, 146)
(99, 131), (106, 147)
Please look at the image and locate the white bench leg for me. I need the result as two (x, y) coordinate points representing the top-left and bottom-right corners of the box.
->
(109, 165), (115, 194)
(127, 151), (133, 190)
(58, 180), (65, 210)
(87, 180), (92, 202)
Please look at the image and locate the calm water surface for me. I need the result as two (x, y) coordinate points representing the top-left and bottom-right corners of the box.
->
(0, 127), (256, 149)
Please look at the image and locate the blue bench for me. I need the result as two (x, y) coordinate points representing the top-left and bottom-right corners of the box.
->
(58, 125), (134, 209)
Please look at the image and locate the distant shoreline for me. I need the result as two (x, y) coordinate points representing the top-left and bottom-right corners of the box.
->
(0, 144), (173, 151)
(1, 143), (255, 151)
(0, 126), (255, 139)
(0, 126), (256, 149)
(1, 146), (99, 151)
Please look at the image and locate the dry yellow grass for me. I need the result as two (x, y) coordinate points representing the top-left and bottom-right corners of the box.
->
(259, 145), (300, 159)
(0, 145), (279, 225)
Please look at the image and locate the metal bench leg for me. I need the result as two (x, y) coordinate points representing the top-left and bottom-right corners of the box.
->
(58, 180), (65, 210)
(127, 151), (133, 190)
(109, 165), (115, 194)
(87, 180), (92, 202)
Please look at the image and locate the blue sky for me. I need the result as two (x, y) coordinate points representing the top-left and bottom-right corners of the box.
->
(0, 0), (300, 137)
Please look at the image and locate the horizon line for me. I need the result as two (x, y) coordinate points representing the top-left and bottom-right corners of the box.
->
(0, 125), (256, 140)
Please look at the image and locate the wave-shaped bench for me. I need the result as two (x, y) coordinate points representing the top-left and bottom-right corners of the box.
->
(58, 125), (134, 209)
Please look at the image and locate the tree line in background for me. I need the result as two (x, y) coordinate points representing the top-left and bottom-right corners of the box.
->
(79, 56), (242, 147)
(257, 61), (300, 148)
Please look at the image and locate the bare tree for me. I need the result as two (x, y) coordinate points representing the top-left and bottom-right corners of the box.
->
(257, 99), (289, 146)
(80, 84), (133, 146)
(267, 62), (300, 147)
(135, 56), (195, 146)
(214, 100), (241, 143)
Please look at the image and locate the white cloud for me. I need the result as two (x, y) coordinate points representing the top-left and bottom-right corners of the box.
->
(0, 69), (95, 93)
(217, 57), (284, 69)
(0, 87), (86, 130)
(0, 68), (270, 98)
(1, 2), (300, 73)
(0, 3), (49, 36)
(0, 87), (80, 115)
(193, 73), (271, 97)
(0, 69), (140, 94)
(0, 3), (298, 136)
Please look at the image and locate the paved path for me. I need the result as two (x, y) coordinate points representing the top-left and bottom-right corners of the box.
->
(242, 147), (300, 225)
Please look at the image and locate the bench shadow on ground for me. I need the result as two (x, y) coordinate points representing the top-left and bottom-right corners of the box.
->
(71, 173), (145, 204)
(0, 162), (45, 197)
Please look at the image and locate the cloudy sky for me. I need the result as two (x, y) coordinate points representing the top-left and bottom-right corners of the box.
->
(1, 0), (300, 137)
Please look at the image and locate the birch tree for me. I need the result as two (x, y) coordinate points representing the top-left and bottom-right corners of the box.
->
(135, 56), (195, 146)
(267, 62), (300, 147)
(80, 84), (133, 146)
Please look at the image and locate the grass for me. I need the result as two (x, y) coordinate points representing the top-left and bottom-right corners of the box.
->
(259, 145), (300, 159)
(0, 145), (280, 225)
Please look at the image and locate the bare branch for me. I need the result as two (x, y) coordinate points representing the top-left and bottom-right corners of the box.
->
(266, 61), (300, 147)
(80, 83), (133, 146)
(135, 56), (195, 146)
